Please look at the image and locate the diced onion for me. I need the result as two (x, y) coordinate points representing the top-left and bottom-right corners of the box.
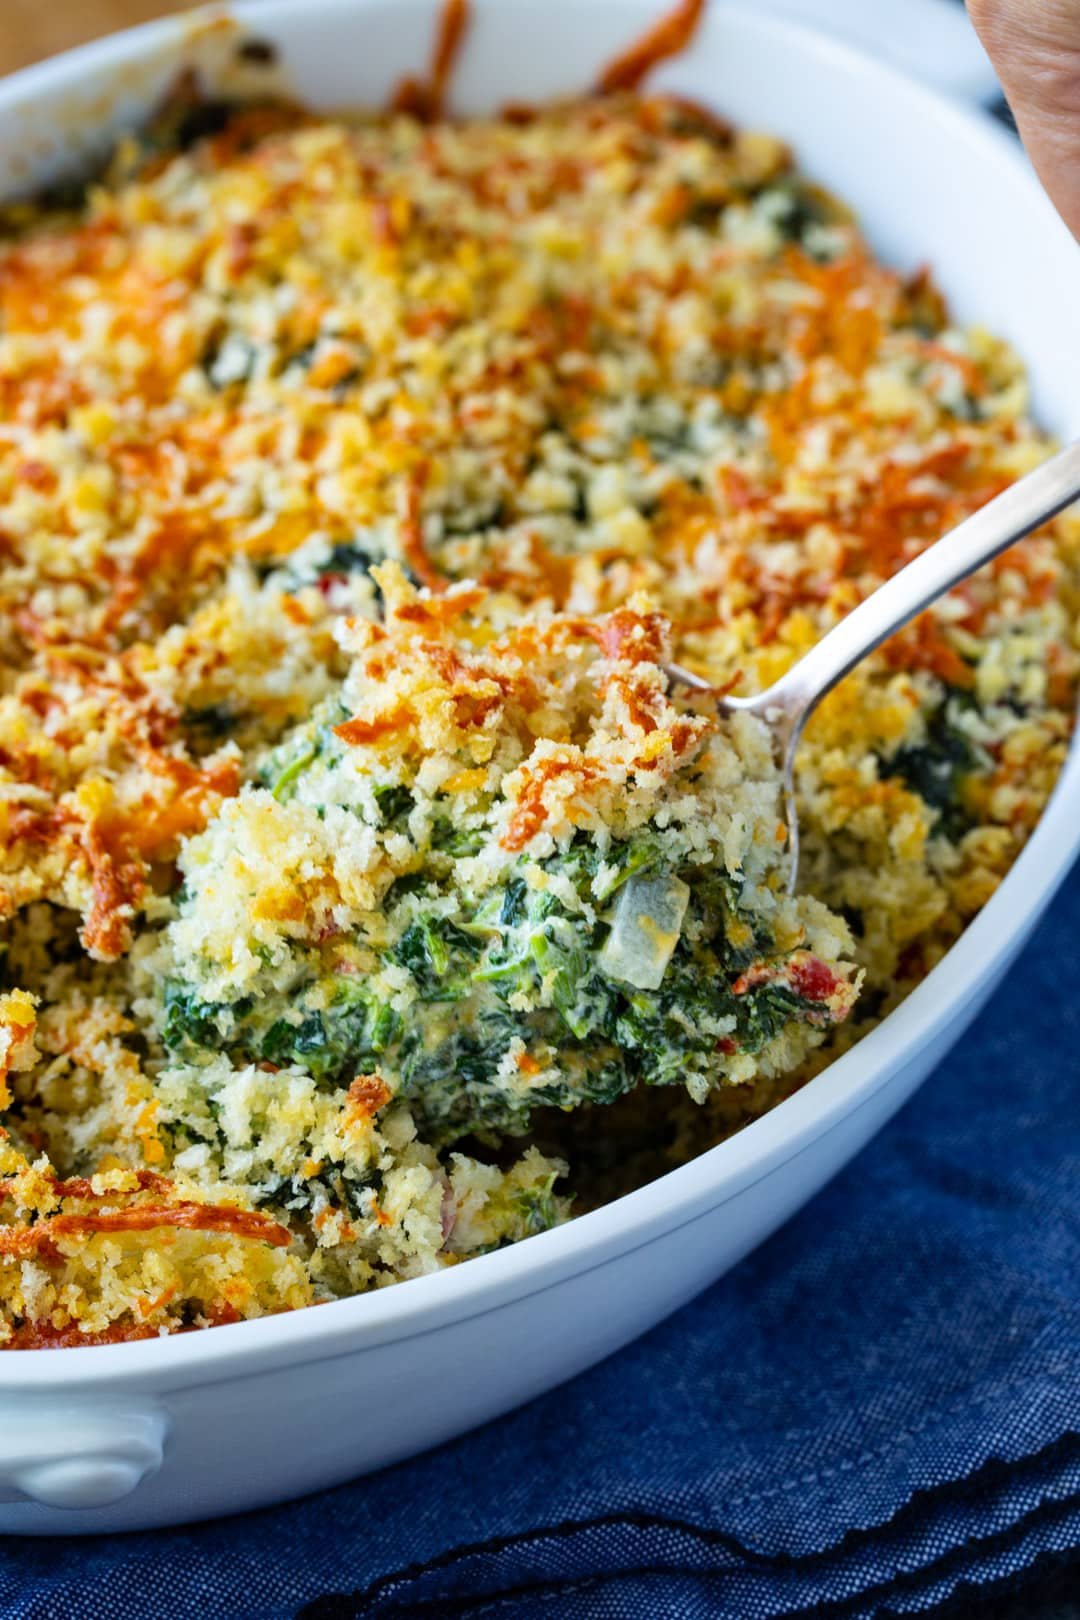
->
(598, 873), (690, 990)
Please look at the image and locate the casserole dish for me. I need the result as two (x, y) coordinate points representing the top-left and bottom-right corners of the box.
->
(0, 0), (1077, 1534)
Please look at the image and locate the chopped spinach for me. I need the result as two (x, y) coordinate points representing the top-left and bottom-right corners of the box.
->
(317, 541), (379, 585)
(162, 984), (243, 1051)
(164, 974), (400, 1086)
(431, 814), (486, 859)
(884, 692), (983, 841)
(257, 711), (348, 801)
(767, 180), (829, 244)
(286, 538), (415, 598)
(373, 783), (414, 827)
(593, 832), (662, 899)
(260, 981), (400, 1081)
(162, 827), (846, 1142)
(382, 836), (840, 1135)
(511, 1169), (568, 1236)
(180, 702), (241, 746)
(390, 916), (482, 1001)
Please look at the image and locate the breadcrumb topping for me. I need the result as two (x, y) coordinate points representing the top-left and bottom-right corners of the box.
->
(0, 44), (1075, 1344)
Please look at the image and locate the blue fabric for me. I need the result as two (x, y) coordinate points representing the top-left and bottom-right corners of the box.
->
(2, 862), (1078, 1620)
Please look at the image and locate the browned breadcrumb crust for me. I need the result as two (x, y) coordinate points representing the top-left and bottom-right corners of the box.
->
(0, 0), (1075, 1345)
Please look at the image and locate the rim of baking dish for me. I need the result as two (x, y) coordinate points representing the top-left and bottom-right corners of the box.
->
(0, 0), (1077, 1384)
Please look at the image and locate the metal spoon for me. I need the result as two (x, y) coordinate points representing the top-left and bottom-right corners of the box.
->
(665, 440), (1080, 891)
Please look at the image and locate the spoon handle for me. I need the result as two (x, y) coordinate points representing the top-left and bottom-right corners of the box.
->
(750, 438), (1080, 729)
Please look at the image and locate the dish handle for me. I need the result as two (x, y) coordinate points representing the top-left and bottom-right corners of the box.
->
(0, 1398), (168, 1508)
(752, 0), (1000, 104)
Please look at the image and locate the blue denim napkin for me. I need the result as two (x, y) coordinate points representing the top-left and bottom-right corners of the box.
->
(1, 860), (1077, 1620)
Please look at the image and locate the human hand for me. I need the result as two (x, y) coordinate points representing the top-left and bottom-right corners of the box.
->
(968, 0), (1080, 239)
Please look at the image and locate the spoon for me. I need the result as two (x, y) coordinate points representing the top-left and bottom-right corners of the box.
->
(665, 440), (1080, 892)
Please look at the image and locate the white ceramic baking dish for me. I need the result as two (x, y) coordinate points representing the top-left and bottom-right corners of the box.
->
(0, 0), (1077, 1536)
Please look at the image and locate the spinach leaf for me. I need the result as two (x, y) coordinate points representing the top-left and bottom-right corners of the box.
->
(259, 980), (400, 1082)
(885, 692), (983, 840)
